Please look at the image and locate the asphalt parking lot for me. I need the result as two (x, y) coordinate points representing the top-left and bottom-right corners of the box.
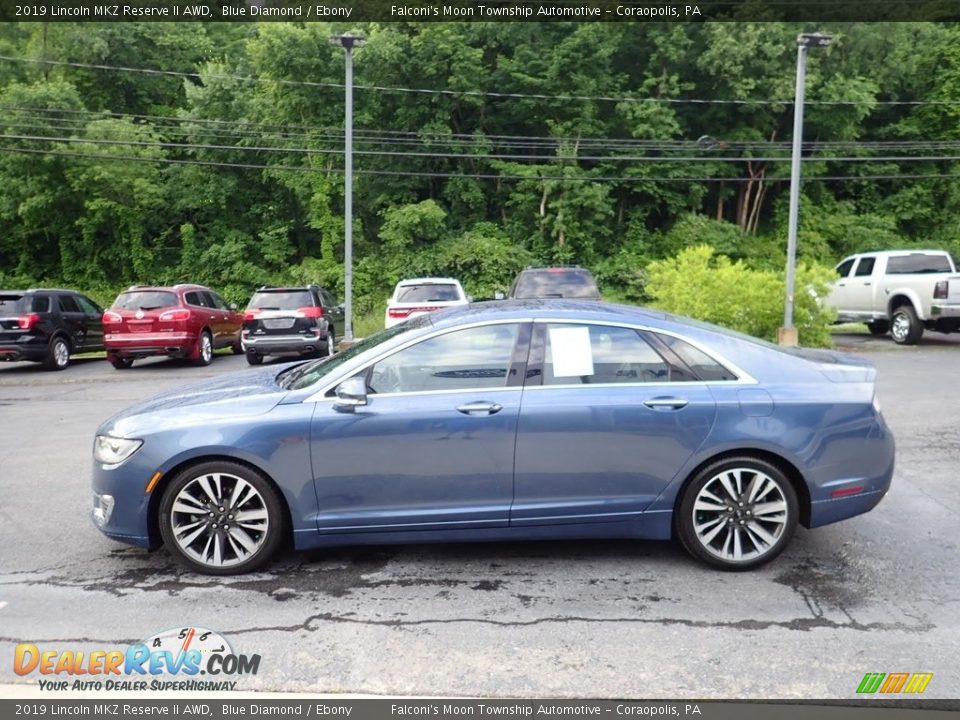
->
(0, 335), (957, 699)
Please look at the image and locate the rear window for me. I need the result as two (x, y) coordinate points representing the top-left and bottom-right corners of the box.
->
(885, 254), (953, 275)
(395, 284), (462, 303)
(113, 291), (178, 311)
(0, 294), (48, 314)
(512, 269), (600, 300)
(247, 290), (315, 311)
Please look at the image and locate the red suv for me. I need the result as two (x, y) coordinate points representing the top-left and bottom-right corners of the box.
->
(103, 285), (243, 369)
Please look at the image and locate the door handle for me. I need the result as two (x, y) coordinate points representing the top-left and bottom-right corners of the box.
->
(643, 397), (689, 409)
(456, 401), (503, 416)
(863, 282), (871, 286)
(837, 282), (846, 286)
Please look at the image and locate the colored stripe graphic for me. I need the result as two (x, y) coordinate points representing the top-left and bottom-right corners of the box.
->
(857, 673), (885, 694)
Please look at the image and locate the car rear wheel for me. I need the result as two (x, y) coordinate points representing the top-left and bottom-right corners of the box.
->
(246, 351), (263, 366)
(325, 329), (336, 357)
(109, 356), (134, 370)
(158, 461), (284, 575)
(890, 305), (923, 345)
(44, 336), (70, 371)
(232, 339), (244, 355)
(677, 457), (798, 570)
(866, 320), (889, 336)
(195, 331), (213, 366)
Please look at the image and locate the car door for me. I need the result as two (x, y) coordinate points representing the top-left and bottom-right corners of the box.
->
(308, 322), (529, 533)
(320, 288), (343, 331)
(510, 322), (717, 526)
(206, 291), (238, 347)
(75, 295), (104, 351)
(827, 257), (858, 320)
(56, 294), (88, 351)
(847, 257), (877, 315)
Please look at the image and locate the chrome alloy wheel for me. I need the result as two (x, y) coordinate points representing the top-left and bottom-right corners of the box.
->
(891, 313), (910, 343)
(169, 472), (270, 569)
(326, 333), (336, 356)
(200, 333), (213, 363)
(53, 339), (69, 367)
(691, 467), (789, 563)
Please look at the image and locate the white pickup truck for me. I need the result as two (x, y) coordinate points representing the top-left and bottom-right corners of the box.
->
(827, 249), (960, 344)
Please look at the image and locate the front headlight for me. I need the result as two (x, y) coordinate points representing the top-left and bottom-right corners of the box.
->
(94, 435), (143, 466)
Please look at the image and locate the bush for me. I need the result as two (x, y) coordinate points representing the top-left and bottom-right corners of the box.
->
(646, 245), (836, 347)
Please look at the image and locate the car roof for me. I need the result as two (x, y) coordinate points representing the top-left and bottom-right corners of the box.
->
(121, 285), (206, 292)
(427, 299), (668, 329)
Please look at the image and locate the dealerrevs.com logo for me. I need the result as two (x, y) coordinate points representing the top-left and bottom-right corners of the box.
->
(14, 627), (260, 692)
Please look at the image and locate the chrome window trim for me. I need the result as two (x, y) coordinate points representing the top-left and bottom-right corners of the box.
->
(302, 316), (756, 403)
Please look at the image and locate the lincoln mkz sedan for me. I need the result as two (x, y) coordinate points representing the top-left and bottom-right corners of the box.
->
(91, 301), (894, 574)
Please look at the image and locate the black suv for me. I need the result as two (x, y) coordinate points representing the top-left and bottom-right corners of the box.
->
(0, 288), (105, 370)
(241, 285), (344, 365)
(505, 267), (601, 300)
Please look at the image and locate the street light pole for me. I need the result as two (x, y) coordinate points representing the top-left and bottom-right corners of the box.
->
(779, 32), (831, 347)
(329, 33), (365, 342)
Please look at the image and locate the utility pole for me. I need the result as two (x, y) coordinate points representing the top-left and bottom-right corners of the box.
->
(779, 32), (832, 347)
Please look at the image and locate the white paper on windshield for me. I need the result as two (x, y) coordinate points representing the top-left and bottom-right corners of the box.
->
(549, 326), (594, 377)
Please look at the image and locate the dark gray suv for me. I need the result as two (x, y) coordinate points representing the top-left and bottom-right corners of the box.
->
(241, 285), (343, 365)
(0, 288), (105, 370)
(506, 267), (601, 300)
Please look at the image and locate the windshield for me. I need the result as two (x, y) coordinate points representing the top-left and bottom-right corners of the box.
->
(281, 317), (430, 391)
(512, 270), (600, 299)
(113, 291), (178, 311)
(395, 284), (462, 303)
(248, 290), (314, 310)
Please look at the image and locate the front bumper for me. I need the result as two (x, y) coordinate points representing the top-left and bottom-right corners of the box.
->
(91, 456), (157, 548)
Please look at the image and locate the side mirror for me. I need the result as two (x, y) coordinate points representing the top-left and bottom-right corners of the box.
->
(494, 291), (505, 301)
(229, 303), (238, 311)
(466, 296), (474, 303)
(333, 376), (368, 413)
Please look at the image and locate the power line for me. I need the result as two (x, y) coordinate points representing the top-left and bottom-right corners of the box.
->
(2, 54), (956, 107)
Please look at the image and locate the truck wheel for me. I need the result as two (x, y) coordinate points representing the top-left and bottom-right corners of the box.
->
(890, 305), (923, 345)
(866, 320), (889, 336)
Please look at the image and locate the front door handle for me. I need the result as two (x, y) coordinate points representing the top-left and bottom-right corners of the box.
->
(456, 401), (503, 416)
(644, 397), (689, 410)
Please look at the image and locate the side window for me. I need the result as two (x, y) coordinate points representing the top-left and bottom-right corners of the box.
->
(320, 290), (336, 308)
(367, 324), (520, 394)
(58, 295), (81, 313)
(206, 292), (228, 310)
(76, 296), (101, 315)
(656, 334), (737, 382)
(185, 292), (202, 307)
(542, 324), (671, 385)
(30, 296), (50, 313)
(854, 258), (875, 277)
(835, 259), (855, 278)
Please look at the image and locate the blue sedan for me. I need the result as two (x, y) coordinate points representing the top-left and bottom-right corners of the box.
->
(91, 301), (894, 574)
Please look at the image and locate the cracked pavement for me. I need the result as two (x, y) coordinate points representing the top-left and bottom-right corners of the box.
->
(0, 346), (957, 698)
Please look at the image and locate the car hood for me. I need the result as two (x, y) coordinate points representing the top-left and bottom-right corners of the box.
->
(100, 366), (289, 438)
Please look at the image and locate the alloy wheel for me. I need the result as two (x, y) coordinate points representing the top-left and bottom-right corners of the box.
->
(891, 313), (910, 342)
(54, 340), (69, 368)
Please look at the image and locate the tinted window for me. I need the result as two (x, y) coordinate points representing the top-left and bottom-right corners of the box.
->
(657, 334), (737, 381)
(512, 269), (600, 300)
(886, 254), (953, 274)
(854, 258), (876, 277)
(113, 291), (178, 311)
(396, 284), (462, 303)
(58, 295), (81, 313)
(320, 290), (336, 308)
(29, 296), (50, 313)
(542, 324), (671, 385)
(76, 296), (101, 315)
(835, 259), (855, 278)
(248, 290), (314, 310)
(367, 324), (520, 394)
(0, 294), (24, 315)
(206, 292), (229, 310)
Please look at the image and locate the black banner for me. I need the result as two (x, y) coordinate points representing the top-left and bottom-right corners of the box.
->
(1, 0), (959, 23)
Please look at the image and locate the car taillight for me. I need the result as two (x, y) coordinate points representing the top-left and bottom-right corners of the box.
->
(159, 309), (191, 321)
(297, 306), (324, 318)
(244, 310), (261, 321)
(388, 306), (441, 318)
(102, 311), (122, 324)
(17, 314), (39, 330)
(934, 281), (949, 299)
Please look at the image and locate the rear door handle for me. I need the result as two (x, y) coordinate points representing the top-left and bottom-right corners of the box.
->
(456, 401), (503, 416)
(644, 397), (689, 410)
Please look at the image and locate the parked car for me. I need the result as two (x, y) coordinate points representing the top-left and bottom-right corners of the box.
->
(384, 277), (469, 328)
(242, 285), (343, 365)
(91, 300), (893, 575)
(0, 288), (104, 370)
(103, 284), (243, 369)
(502, 266), (601, 300)
(827, 250), (960, 344)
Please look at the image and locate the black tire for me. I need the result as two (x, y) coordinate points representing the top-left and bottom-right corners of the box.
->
(890, 305), (923, 345)
(109, 356), (134, 370)
(676, 456), (798, 571)
(43, 336), (71, 371)
(866, 320), (889, 336)
(158, 460), (285, 575)
(194, 330), (214, 366)
(232, 338), (244, 355)
(246, 351), (263, 366)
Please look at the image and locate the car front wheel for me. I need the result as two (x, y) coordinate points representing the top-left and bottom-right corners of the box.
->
(158, 461), (284, 575)
(677, 457), (798, 570)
